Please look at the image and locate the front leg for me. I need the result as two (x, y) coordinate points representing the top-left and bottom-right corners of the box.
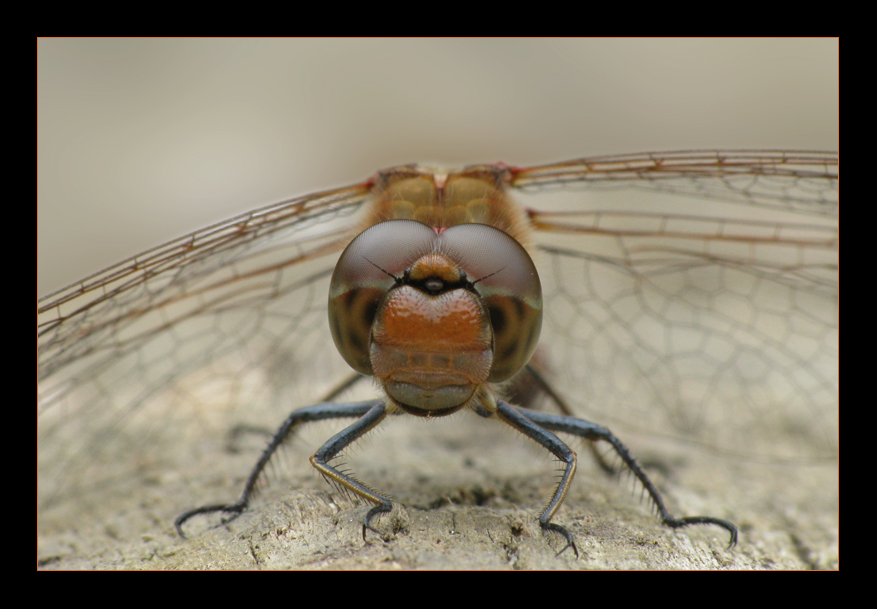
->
(309, 401), (394, 540)
(495, 400), (579, 557)
(175, 399), (384, 537)
(517, 407), (738, 548)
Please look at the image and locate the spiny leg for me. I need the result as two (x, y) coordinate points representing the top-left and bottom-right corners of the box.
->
(494, 400), (579, 557)
(517, 407), (738, 548)
(524, 363), (616, 475)
(175, 399), (384, 538)
(308, 401), (394, 540)
(225, 373), (369, 451)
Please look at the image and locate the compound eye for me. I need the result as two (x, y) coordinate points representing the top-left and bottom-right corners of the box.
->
(436, 224), (542, 382)
(328, 220), (436, 375)
(328, 219), (542, 383)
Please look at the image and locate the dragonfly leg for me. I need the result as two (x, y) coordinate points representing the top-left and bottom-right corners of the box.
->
(224, 374), (372, 452)
(175, 399), (384, 538)
(517, 407), (738, 548)
(523, 363), (618, 475)
(495, 400), (579, 557)
(308, 401), (394, 540)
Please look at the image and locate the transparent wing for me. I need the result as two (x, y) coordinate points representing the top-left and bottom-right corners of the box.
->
(38, 150), (838, 548)
(510, 150), (838, 462)
(511, 150), (836, 215)
(38, 181), (374, 531)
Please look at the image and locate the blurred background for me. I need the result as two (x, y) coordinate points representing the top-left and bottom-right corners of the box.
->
(38, 39), (838, 296)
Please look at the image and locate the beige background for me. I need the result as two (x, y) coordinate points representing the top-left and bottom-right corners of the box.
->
(39, 39), (837, 295)
(38, 39), (838, 570)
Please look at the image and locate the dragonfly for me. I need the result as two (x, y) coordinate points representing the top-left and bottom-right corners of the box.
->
(38, 150), (838, 567)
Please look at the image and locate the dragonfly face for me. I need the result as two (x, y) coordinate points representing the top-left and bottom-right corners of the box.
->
(328, 165), (545, 416)
(330, 219), (543, 415)
(37, 151), (838, 568)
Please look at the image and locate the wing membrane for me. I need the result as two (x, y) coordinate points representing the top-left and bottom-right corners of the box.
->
(511, 150), (837, 215)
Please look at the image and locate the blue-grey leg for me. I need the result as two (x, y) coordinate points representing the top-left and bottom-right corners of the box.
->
(517, 406), (738, 548)
(175, 399), (384, 538)
(495, 400), (579, 557)
(308, 402), (393, 539)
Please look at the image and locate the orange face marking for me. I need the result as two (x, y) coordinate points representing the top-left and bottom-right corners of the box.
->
(405, 253), (461, 283)
(369, 253), (494, 412)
